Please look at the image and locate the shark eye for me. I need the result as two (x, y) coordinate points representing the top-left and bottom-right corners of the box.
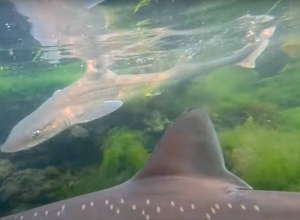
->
(31, 130), (41, 138)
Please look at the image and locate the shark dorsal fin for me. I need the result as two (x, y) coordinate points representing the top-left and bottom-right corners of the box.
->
(84, 59), (116, 79)
(134, 108), (252, 189)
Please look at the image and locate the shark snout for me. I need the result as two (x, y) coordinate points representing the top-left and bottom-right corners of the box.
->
(1, 137), (28, 153)
(1, 141), (19, 153)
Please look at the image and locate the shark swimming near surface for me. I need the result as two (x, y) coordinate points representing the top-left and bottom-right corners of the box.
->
(1, 107), (300, 220)
(0, 26), (276, 153)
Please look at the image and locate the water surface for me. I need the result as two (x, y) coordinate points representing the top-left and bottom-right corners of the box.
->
(0, 0), (300, 216)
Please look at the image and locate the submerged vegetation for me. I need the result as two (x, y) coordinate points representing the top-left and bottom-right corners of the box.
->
(1, 40), (300, 214)
(1, 0), (300, 217)
(134, 0), (151, 13)
(0, 62), (84, 98)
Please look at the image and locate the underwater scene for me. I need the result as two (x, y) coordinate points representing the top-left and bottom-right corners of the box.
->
(1, 0), (300, 219)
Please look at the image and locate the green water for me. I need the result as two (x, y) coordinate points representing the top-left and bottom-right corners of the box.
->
(0, 0), (300, 216)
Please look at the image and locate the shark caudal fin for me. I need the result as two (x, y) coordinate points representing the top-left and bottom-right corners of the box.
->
(236, 40), (269, 68)
(236, 26), (276, 68)
(133, 108), (252, 190)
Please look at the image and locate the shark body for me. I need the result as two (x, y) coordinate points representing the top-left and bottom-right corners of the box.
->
(1, 26), (276, 152)
(1, 108), (300, 220)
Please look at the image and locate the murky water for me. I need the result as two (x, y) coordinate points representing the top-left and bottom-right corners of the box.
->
(0, 0), (300, 217)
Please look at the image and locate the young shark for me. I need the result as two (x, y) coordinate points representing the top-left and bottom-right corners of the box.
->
(1, 107), (300, 220)
(0, 26), (276, 153)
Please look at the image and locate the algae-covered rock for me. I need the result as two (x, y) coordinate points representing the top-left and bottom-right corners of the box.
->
(0, 166), (77, 211)
(101, 129), (149, 180)
(256, 61), (300, 108)
(185, 65), (259, 112)
(143, 110), (170, 132)
(0, 62), (84, 98)
(279, 107), (300, 130)
(0, 160), (15, 184)
(220, 119), (300, 191)
(70, 128), (150, 195)
(281, 37), (300, 60)
(241, 103), (278, 125)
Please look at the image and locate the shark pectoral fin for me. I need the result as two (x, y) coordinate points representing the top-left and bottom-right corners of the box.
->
(133, 108), (252, 190)
(236, 38), (269, 69)
(74, 100), (123, 124)
(70, 125), (89, 138)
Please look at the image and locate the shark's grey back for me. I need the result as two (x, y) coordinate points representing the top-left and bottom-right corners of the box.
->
(1, 108), (258, 220)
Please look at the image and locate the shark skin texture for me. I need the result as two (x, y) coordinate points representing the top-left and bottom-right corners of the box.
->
(1, 108), (300, 220)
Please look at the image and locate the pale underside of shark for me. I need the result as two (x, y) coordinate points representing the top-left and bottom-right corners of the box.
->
(1, 108), (300, 220)
(0, 26), (276, 153)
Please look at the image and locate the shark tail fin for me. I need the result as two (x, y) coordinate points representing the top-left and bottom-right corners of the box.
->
(235, 40), (269, 68)
(133, 108), (252, 190)
(236, 26), (276, 69)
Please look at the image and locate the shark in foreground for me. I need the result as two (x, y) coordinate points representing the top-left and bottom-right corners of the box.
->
(2, 108), (300, 220)
(0, 26), (276, 153)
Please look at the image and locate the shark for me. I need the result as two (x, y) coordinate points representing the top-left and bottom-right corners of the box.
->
(0, 26), (276, 153)
(1, 107), (300, 220)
